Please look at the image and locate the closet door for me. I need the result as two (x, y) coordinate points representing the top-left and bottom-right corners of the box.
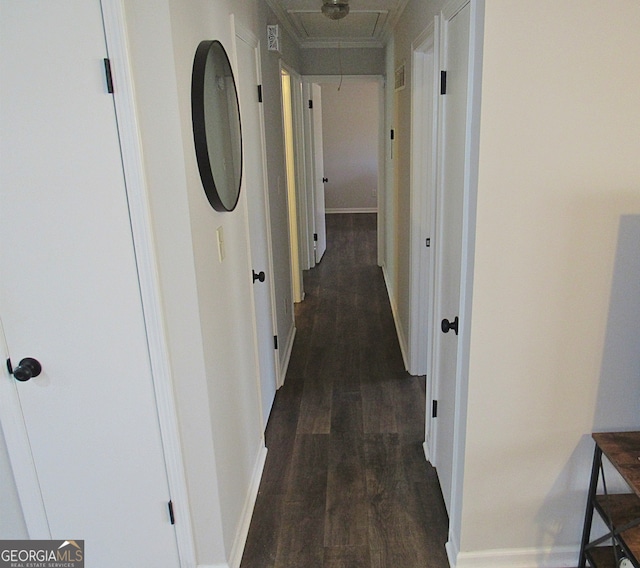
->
(431, 0), (471, 514)
(0, 3), (180, 565)
(311, 83), (327, 262)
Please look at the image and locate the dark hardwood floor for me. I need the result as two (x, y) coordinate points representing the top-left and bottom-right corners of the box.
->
(240, 213), (449, 568)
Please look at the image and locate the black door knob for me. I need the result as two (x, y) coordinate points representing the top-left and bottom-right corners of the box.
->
(441, 317), (459, 335)
(11, 357), (42, 382)
(252, 270), (266, 283)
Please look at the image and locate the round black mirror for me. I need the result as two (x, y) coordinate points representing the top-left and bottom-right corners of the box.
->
(191, 40), (243, 212)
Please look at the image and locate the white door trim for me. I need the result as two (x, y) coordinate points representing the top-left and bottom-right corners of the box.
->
(446, 0), (484, 562)
(280, 62), (305, 303)
(426, 0), (484, 563)
(101, 2), (196, 565)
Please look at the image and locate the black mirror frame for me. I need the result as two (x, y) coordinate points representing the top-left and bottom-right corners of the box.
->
(191, 40), (243, 212)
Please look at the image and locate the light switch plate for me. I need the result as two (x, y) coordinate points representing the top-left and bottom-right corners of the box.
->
(216, 226), (225, 262)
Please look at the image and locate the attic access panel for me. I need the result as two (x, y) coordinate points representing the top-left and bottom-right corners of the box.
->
(289, 10), (388, 41)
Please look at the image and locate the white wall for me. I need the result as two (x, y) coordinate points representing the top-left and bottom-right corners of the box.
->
(321, 81), (379, 212)
(124, 0), (268, 563)
(132, 2), (303, 561)
(458, 1), (640, 564)
(302, 47), (385, 75)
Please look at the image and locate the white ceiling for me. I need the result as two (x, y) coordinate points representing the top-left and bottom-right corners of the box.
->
(264, 0), (409, 48)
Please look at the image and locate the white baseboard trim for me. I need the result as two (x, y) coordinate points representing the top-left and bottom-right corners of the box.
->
(227, 445), (268, 568)
(381, 266), (409, 371)
(278, 325), (296, 387)
(446, 537), (460, 568)
(197, 564), (229, 568)
(422, 440), (431, 463)
(452, 546), (579, 568)
(325, 207), (378, 214)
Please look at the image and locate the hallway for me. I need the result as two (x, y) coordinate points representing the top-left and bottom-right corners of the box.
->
(241, 213), (449, 567)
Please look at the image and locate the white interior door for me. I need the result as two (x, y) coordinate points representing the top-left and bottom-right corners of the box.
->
(0, 3), (180, 564)
(235, 28), (279, 427)
(409, 30), (437, 377)
(431, 0), (471, 515)
(311, 84), (327, 262)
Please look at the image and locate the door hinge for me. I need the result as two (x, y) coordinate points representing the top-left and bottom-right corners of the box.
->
(168, 500), (175, 525)
(103, 58), (114, 94)
(432, 400), (438, 418)
(390, 129), (395, 140)
(440, 70), (447, 95)
(257, 84), (263, 103)
(426, 238), (431, 248)
(313, 233), (318, 241)
(308, 99), (313, 109)
(274, 335), (278, 350)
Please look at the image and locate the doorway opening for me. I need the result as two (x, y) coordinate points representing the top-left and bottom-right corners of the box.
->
(298, 75), (384, 281)
(280, 66), (304, 303)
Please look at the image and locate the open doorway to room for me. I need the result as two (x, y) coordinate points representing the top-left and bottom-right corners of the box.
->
(302, 75), (384, 267)
(280, 65), (305, 303)
(318, 79), (380, 216)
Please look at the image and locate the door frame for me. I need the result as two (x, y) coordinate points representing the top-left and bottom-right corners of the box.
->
(445, 0), (483, 560)
(0, 1), (196, 563)
(233, 22), (282, 408)
(302, 75), (385, 257)
(280, 63), (306, 303)
(424, 0), (484, 563)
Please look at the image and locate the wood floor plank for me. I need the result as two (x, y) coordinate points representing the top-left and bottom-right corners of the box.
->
(324, 434), (367, 547)
(364, 434), (403, 496)
(275, 500), (326, 568)
(323, 545), (371, 568)
(361, 378), (398, 434)
(400, 438), (440, 485)
(330, 390), (363, 434)
(394, 373), (427, 437)
(413, 480), (450, 552)
(239, 491), (284, 568)
(368, 485), (437, 568)
(285, 434), (329, 503)
(297, 379), (333, 434)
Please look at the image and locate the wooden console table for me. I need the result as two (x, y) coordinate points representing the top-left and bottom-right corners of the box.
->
(579, 431), (640, 568)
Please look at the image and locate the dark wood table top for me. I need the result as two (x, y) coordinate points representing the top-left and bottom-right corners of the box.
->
(593, 431), (640, 498)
